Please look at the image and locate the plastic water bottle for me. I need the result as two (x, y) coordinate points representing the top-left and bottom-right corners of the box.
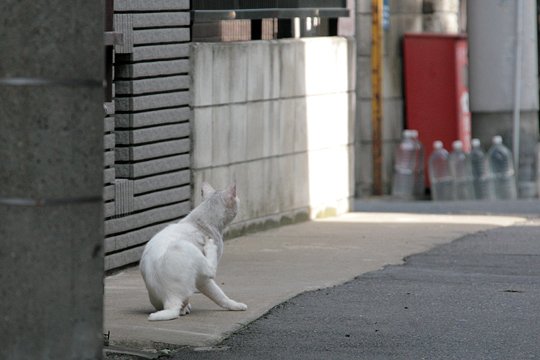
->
(470, 138), (494, 200)
(392, 130), (417, 199)
(410, 130), (425, 198)
(428, 141), (453, 201)
(487, 136), (517, 199)
(449, 140), (475, 200)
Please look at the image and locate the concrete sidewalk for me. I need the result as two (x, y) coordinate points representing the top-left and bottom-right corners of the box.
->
(104, 212), (525, 352)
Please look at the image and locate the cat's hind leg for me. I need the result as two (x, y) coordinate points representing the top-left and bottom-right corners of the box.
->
(148, 298), (188, 321)
(148, 307), (181, 321)
(197, 278), (247, 311)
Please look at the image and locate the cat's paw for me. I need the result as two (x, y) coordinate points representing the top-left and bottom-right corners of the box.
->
(180, 303), (192, 316)
(227, 301), (248, 311)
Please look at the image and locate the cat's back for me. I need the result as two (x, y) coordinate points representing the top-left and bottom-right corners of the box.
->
(140, 221), (205, 268)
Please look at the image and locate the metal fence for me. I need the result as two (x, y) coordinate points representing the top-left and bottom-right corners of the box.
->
(191, 0), (349, 41)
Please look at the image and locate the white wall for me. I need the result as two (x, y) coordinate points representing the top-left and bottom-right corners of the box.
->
(191, 37), (356, 233)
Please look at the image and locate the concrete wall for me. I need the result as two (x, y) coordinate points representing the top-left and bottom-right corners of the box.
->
(354, 0), (460, 196)
(191, 37), (356, 233)
(0, 1), (104, 358)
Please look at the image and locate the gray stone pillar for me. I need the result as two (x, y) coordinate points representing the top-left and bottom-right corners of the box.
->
(0, 1), (104, 359)
(468, 0), (539, 198)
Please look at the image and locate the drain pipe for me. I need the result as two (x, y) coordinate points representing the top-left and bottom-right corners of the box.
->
(512, 0), (524, 171)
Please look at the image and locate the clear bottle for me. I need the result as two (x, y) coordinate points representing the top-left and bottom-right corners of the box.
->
(486, 135), (517, 199)
(410, 130), (425, 198)
(449, 140), (475, 200)
(428, 141), (453, 201)
(470, 138), (495, 200)
(392, 130), (417, 199)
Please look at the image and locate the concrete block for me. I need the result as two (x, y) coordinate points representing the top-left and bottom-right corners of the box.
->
(132, 12), (190, 28)
(116, 154), (190, 178)
(269, 41), (281, 99)
(230, 43), (248, 103)
(114, 0), (189, 11)
(262, 157), (281, 214)
(116, 123), (190, 145)
(209, 166), (231, 196)
(279, 99), (296, 155)
(303, 37), (348, 96)
(105, 201), (190, 236)
(104, 133), (115, 150)
(246, 160), (266, 218)
(263, 100), (281, 157)
(305, 93), (350, 150)
(227, 162), (248, 222)
(104, 168), (116, 185)
(293, 152), (310, 210)
(116, 59), (190, 79)
(277, 154), (296, 211)
(132, 28), (190, 45)
(247, 42), (271, 101)
(212, 45), (232, 105)
(308, 146), (352, 212)
(192, 107), (213, 169)
(133, 170), (190, 195)
(246, 102), (265, 161)
(355, 14), (371, 57)
(389, 0), (423, 14)
(423, 13), (458, 33)
(229, 104), (248, 163)
(104, 150), (115, 167)
(279, 40), (298, 98)
(357, 55), (403, 99)
(134, 186), (190, 212)
(212, 105), (231, 167)
(294, 40), (306, 97)
(116, 108), (190, 128)
(130, 44), (189, 62)
(356, 0), (371, 14)
(115, 91), (190, 112)
(116, 75), (190, 96)
(356, 98), (404, 142)
(293, 98), (308, 153)
(423, 0), (459, 13)
(105, 224), (164, 254)
(116, 139), (190, 162)
(385, 14), (423, 56)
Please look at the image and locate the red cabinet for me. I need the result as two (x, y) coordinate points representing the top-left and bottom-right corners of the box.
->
(403, 33), (471, 186)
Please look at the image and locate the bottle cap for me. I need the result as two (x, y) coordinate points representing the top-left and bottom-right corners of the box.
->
(492, 135), (503, 145)
(471, 138), (480, 148)
(452, 140), (463, 150)
(403, 130), (415, 138)
(433, 140), (443, 150)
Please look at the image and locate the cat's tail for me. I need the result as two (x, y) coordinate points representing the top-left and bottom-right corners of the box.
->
(148, 308), (180, 321)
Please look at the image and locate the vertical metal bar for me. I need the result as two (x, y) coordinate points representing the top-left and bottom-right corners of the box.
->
(371, 0), (383, 195)
(512, 0), (524, 173)
(251, 19), (262, 39)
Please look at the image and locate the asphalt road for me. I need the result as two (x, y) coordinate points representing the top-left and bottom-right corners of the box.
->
(171, 219), (540, 360)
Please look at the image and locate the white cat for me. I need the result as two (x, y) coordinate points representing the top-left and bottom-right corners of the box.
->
(140, 182), (247, 321)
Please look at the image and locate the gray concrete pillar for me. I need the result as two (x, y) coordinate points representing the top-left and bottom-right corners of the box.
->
(468, 0), (539, 198)
(0, 1), (104, 359)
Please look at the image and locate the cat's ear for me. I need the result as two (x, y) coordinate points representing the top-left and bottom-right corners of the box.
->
(201, 182), (216, 200)
(226, 183), (237, 198)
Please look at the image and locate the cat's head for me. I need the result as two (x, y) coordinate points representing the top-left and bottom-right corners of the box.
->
(201, 182), (239, 226)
